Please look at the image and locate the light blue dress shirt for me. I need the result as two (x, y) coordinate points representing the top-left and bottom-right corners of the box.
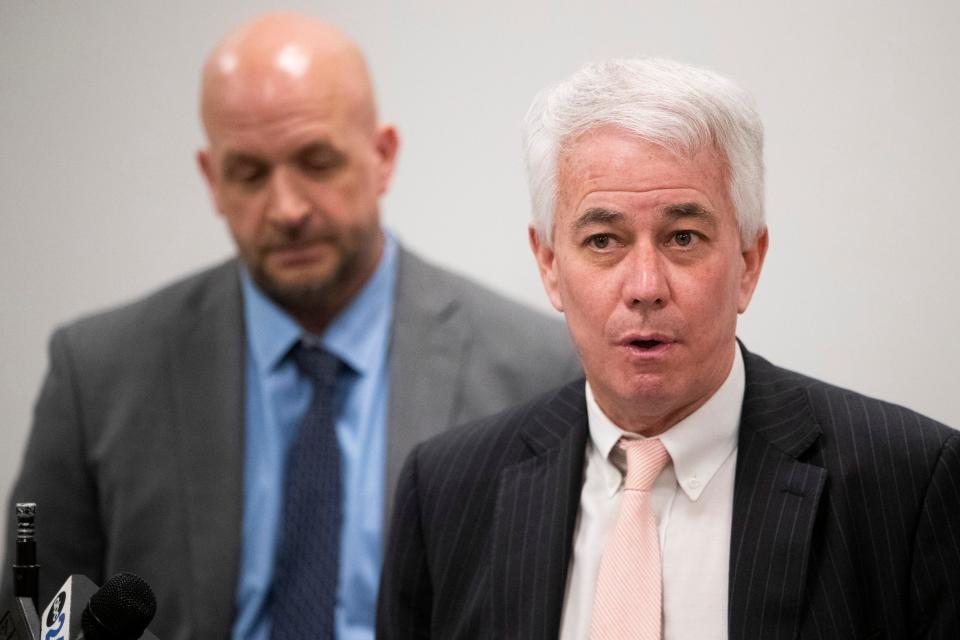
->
(232, 236), (397, 640)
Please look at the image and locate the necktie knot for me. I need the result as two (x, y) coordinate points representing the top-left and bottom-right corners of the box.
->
(618, 438), (669, 492)
(292, 341), (342, 392)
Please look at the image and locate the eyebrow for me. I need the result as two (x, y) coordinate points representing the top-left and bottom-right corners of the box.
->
(571, 202), (717, 232)
(220, 153), (267, 181)
(572, 207), (624, 231)
(222, 151), (264, 166)
(296, 141), (340, 157)
(662, 202), (717, 225)
(221, 140), (340, 165)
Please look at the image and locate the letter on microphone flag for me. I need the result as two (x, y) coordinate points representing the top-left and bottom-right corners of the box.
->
(40, 575), (97, 640)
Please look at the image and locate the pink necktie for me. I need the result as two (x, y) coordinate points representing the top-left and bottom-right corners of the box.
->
(590, 438), (671, 640)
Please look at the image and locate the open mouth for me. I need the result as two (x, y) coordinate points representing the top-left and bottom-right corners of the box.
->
(631, 339), (663, 350)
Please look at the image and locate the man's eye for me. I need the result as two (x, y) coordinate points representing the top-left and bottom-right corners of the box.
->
(225, 164), (267, 185)
(587, 234), (613, 250)
(300, 150), (346, 175)
(302, 159), (337, 174)
(672, 231), (698, 247)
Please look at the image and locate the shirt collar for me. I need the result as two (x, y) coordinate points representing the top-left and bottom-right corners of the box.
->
(241, 233), (399, 376)
(241, 270), (301, 375)
(320, 233), (397, 375)
(585, 342), (745, 501)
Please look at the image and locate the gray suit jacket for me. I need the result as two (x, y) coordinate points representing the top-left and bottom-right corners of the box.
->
(2, 247), (580, 639)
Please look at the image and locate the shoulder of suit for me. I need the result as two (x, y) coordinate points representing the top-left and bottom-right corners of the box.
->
(53, 258), (240, 354)
(413, 379), (586, 465)
(396, 246), (574, 353)
(743, 347), (956, 452)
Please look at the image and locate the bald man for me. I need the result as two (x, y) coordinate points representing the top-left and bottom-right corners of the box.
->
(1, 13), (578, 640)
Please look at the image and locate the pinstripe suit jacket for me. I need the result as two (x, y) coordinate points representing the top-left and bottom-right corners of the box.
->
(378, 347), (960, 639)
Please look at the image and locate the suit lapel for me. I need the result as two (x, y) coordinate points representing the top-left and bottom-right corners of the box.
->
(167, 262), (245, 637)
(385, 248), (468, 521)
(728, 349), (826, 640)
(491, 383), (589, 639)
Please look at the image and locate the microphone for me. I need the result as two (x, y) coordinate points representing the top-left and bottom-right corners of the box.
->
(13, 503), (39, 609)
(40, 573), (158, 639)
(80, 573), (157, 640)
(0, 502), (42, 640)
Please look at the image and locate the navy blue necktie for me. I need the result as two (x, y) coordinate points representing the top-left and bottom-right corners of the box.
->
(270, 342), (343, 639)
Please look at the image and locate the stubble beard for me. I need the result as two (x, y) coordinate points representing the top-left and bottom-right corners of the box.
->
(251, 241), (365, 316)
(248, 219), (383, 328)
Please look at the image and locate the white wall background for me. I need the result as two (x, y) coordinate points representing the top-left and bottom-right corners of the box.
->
(1, 0), (958, 556)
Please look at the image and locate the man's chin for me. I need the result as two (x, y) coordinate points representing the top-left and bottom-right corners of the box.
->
(248, 241), (373, 315)
(253, 267), (339, 310)
(622, 377), (678, 407)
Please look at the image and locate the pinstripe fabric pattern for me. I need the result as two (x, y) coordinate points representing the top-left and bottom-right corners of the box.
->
(378, 346), (960, 639)
(378, 383), (588, 639)
(729, 355), (960, 639)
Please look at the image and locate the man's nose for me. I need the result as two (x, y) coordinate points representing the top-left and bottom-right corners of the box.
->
(266, 167), (311, 228)
(622, 244), (670, 309)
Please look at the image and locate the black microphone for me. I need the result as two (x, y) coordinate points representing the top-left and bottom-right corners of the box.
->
(81, 573), (157, 640)
(40, 573), (158, 639)
(1, 502), (42, 640)
(12, 503), (39, 610)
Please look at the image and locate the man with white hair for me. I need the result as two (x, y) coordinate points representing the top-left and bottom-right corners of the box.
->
(377, 58), (960, 638)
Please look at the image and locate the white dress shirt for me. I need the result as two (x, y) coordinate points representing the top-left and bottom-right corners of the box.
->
(559, 345), (745, 640)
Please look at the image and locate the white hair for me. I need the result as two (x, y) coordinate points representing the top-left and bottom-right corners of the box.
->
(522, 58), (765, 245)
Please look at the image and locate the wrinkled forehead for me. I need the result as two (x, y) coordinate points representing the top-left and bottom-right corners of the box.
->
(555, 126), (730, 209)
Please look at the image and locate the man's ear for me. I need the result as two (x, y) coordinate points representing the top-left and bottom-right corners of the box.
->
(737, 226), (768, 313)
(197, 149), (225, 217)
(529, 225), (564, 312)
(373, 124), (400, 196)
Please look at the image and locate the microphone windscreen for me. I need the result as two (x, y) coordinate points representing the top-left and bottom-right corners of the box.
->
(81, 572), (157, 639)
